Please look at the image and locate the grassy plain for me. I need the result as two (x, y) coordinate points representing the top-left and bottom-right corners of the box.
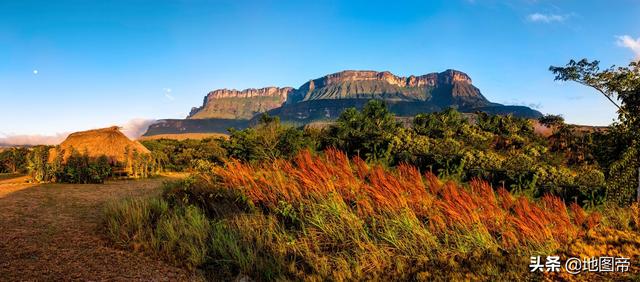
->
(0, 174), (201, 281)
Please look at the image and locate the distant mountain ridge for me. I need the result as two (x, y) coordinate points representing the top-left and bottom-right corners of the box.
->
(188, 87), (293, 119)
(286, 69), (486, 105)
(144, 69), (543, 136)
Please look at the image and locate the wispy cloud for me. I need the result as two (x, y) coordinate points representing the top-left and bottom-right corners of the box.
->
(526, 102), (542, 110)
(616, 35), (640, 60)
(503, 99), (543, 110)
(119, 118), (157, 139)
(163, 88), (175, 100)
(0, 133), (69, 146)
(527, 13), (570, 23)
(0, 119), (157, 146)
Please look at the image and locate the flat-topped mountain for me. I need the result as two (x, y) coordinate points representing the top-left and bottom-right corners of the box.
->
(263, 69), (537, 124)
(143, 69), (542, 137)
(286, 69), (489, 108)
(188, 87), (293, 119)
(185, 70), (502, 121)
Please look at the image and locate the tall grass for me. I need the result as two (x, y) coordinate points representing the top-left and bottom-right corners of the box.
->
(214, 149), (598, 253)
(104, 149), (603, 280)
(103, 198), (210, 270)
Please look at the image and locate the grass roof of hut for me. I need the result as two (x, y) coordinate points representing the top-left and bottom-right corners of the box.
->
(51, 126), (150, 163)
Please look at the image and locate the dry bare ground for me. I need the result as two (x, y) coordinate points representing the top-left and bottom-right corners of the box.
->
(0, 175), (202, 281)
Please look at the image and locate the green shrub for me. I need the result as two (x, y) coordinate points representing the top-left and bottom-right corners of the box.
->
(0, 147), (29, 173)
(59, 152), (111, 184)
(223, 114), (313, 163)
(26, 147), (113, 184)
(322, 100), (401, 164)
(141, 138), (228, 172)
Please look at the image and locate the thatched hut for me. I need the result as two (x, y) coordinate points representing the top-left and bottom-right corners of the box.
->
(50, 126), (150, 164)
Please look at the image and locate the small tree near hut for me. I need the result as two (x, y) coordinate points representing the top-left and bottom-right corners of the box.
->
(124, 147), (154, 178)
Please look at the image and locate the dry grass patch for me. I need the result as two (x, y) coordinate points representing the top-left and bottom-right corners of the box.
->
(104, 150), (622, 281)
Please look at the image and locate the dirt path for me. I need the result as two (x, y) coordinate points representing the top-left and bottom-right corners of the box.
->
(0, 176), (201, 281)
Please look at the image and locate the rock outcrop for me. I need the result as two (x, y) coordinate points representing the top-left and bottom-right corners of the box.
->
(143, 69), (542, 136)
(294, 69), (472, 92)
(201, 87), (293, 100)
(285, 69), (487, 107)
(188, 87), (293, 120)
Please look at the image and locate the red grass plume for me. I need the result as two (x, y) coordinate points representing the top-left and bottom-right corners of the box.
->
(213, 149), (598, 250)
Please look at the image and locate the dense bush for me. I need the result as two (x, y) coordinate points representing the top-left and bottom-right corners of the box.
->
(317, 102), (607, 204)
(26, 146), (53, 182)
(142, 114), (315, 168)
(140, 99), (625, 206)
(141, 138), (227, 172)
(224, 114), (314, 162)
(124, 149), (159, 179)
(58, 151), (112, 184)
(26, 146), (112, 184)
(106, 149), (606, 280)
(0, 147), (29, 173)
(321, 100), (402, 163)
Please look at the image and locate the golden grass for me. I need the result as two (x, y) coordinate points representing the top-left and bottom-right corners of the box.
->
(103, 150), (634, 280)
(214, 149), (599, 252)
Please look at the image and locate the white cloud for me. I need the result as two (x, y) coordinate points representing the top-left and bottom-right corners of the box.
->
(616, 35), (640, 60)
(119, 118), (157, 139)
(163, 88), (175, 100)
(503, 99), (542, 110)
(0, 132), (69, 146)
(0, 119), (157, 146)
(527, 13), (570, 23)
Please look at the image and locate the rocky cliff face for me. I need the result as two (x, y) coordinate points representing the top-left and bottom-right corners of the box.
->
(188, 87), (294, 120)
(152, 69), (541, 136)
(171, 69), (540, 129)
(301, 69), (472, 89)
(285, 69), (486, 106)
(202, 87), (293, 100)
(188, 70), (486, 120)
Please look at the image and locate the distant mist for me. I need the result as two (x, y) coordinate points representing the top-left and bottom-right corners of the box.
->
(0, 133), (69, 146)
(0, 118), (156, 146)
(119, 118), (156, 139)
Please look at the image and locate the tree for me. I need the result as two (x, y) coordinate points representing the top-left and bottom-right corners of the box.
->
(48, 149), (64, 182)
(550, 59), (640, 205)
(27, 146), (50, 182)
(413, 107), (466, 138)
(59, 149), (112, 183)
(323, 100), (401, 163)
(224, 113), (311, 162)
(538, 114), (565, 128)
(0, 148), (29, 173)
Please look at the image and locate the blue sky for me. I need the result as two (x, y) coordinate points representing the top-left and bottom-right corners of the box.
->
(1, 0), (639, 141)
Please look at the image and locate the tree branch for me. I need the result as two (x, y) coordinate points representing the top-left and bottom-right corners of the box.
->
(577, 81), (624, 112)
